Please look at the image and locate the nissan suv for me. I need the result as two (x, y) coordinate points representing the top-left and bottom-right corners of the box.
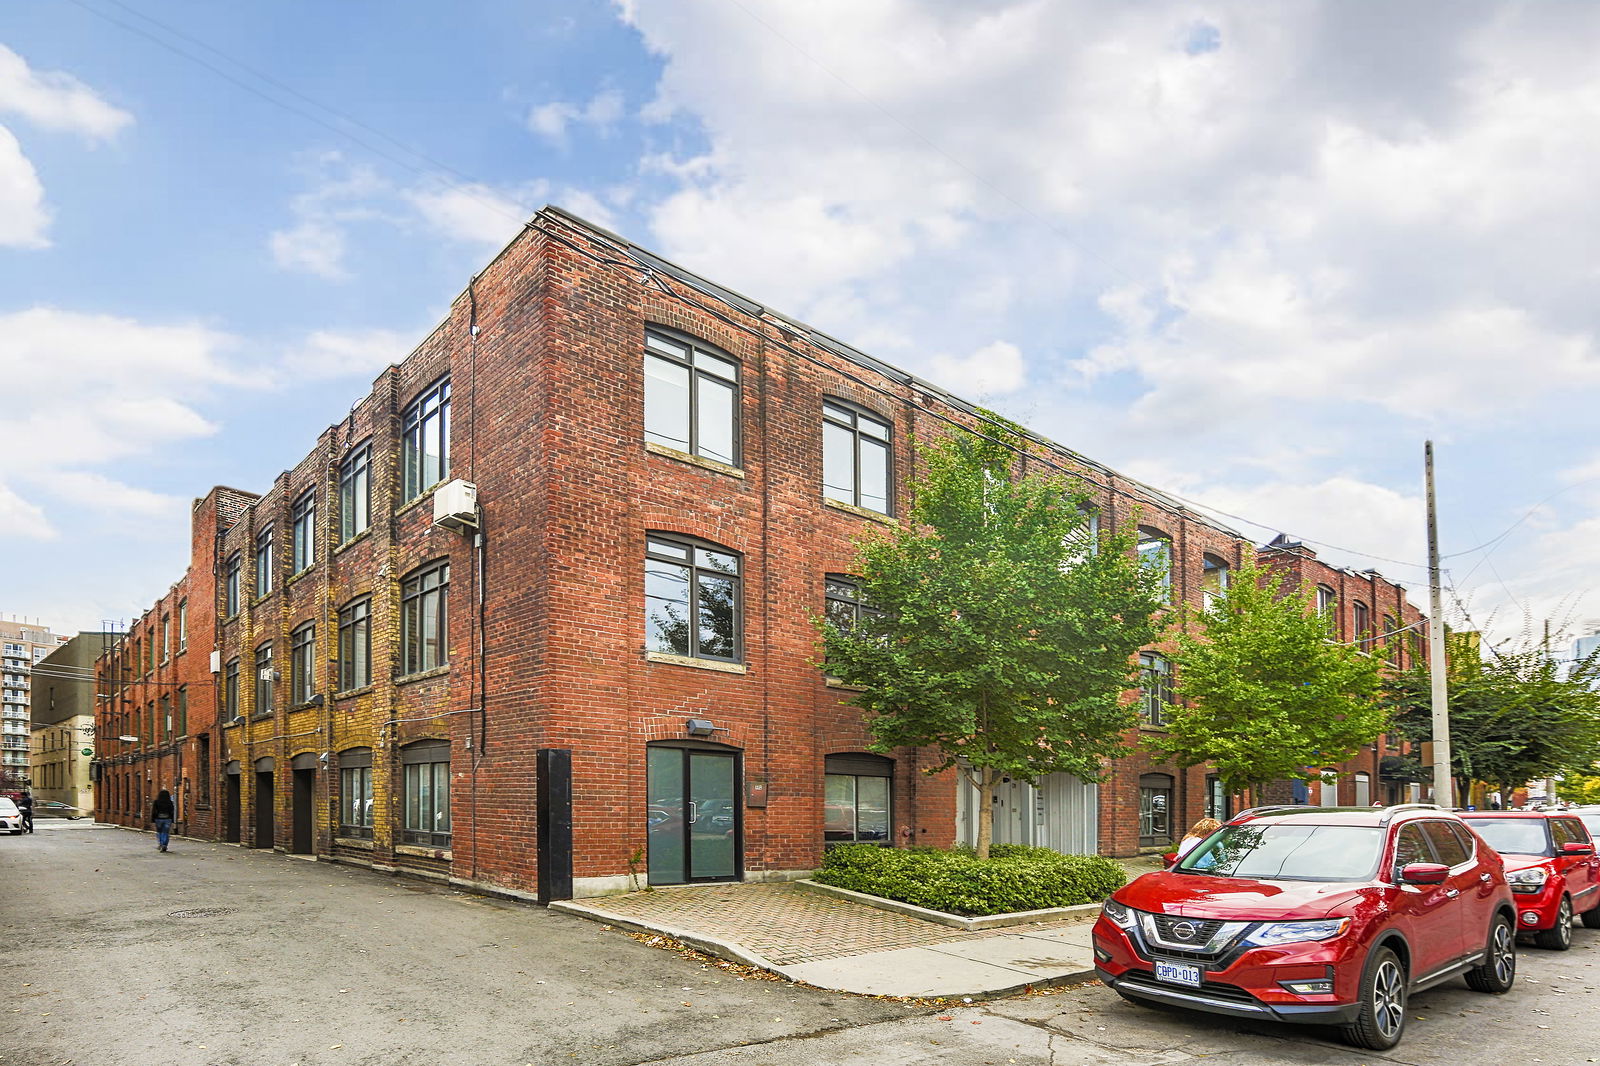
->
(1094, 804), (1517, 1050)
(1460, 810), (1600, 949)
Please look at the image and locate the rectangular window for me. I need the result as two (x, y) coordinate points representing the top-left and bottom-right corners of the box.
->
(401, 378), (451, 501)
(197, 734), (211, 804)
(338, 598), (371, 691)
(291, 490), (316, 573)
(224, 555), (241, 618)
(1354, 601), (1372, 650)
(290, 622), (316, 704)
(645, 535), (740, 662)
(824, 774), (891, 842)
(339, 749), (374, 838)
(1139, 652), (1172, 727)
(339, 444), (371, 541)
(176, 686), (187, 737)
(255, 525), (274, 597)
(161, 615), (171, 661)
(254, 644), (274, 717)
(177, 599), (187, 652)
(822, 400), (892, 514)
(1138, 530), (1172, 602)
(400, 562), (449, 674)
(223, 659), (239, 722)
(401, 745), (451, 846)
(160, 695), (172, 739)
(643, 330), (739, 466)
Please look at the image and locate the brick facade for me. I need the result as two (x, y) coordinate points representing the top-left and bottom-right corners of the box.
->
(94, 207), (1428, 896)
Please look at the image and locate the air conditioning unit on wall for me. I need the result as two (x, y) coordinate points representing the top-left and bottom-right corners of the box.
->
(433, 479), (479, 533)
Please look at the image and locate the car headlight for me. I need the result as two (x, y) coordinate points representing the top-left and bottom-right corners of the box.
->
(1241, 918), (1350, 948)
(1507, 867), (1549, 891)
(1101, 898), (1138, 929)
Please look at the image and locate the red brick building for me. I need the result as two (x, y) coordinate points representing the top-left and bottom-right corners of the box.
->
(94, 208), (1427, 898)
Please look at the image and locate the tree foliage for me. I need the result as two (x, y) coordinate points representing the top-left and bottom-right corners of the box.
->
(818, 420), (1164, 857)
(1145, 559), (1389, 797)
(1387, 636), (1600, 799)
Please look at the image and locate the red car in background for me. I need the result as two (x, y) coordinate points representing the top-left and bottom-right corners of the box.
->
(1094, 804), (1516, 1051)
(1460, 811), (1600, 950)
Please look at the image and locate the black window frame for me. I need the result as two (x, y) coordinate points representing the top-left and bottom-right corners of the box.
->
(339, 442), (371, 542)
(643, 327), (741, 467)
(177, 599), (187, 652)
(1138, 651), (1173, 727)
(338, 747), (374, 839)
(401, 377), (451, 502)
(254, 524), (274, 598)
(1200, 554), (1229, 609)
(400, 739), (451, 847)
(823, 753), (893, 844)
(175, 685), (187, 737)
(338, 596), (372, 691)
(291, 489), (316, 574)
(644, 533), (742, 663)
(400, 561), (449, 675)
(1137, 527), (1172, 602)
(821, 399), (893, 515)
(223, 554), (241, 618)
(823, 574), (884, 633)
(253, 642), (274, 718)
(223, 658), (239, 722)
(290, 620), (316, 705)
(1353, 600), (1372, 650)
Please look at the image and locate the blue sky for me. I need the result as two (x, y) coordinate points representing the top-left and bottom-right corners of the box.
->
(3, 1), (1599, 654)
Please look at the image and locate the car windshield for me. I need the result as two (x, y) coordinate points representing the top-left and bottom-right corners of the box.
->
(1177, 823), (1385, 881)
(1464, 818), (1553, 857)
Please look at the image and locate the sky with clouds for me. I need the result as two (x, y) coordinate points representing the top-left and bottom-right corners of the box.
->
(2, 0), (1598, 655)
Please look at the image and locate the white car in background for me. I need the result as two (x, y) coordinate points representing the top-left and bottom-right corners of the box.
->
(0, 798), (22, 834)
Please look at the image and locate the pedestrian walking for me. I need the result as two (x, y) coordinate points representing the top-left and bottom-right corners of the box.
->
(18, 792), (33, 834)
(150, 788), (175, 852)
(1175, 816), (1222, 859)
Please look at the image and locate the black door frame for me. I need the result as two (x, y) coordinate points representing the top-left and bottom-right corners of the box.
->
(647, 742), (743, 885)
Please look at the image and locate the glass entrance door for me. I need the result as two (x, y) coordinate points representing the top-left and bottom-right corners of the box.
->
(647, 746), (740, 885)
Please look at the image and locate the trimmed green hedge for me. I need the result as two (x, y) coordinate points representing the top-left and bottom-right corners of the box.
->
(814, 843), (1126, 916)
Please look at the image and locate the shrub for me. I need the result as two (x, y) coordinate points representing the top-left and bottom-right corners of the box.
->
(815, 843), (1126, 916)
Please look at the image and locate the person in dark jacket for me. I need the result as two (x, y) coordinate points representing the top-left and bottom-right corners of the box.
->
(150, 788), (176, 852)
(18, 793), (33, 834)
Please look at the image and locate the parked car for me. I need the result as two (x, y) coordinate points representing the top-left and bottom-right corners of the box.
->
(33, 801), (84, 820)
(1094, 804), (1516, 1051)
(0, 798), (21, 834)
(1460, 811), (1600, 949)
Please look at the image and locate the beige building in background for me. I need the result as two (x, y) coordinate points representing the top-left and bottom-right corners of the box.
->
(3, 617), (70, 792)
(28, 631), (111, 816)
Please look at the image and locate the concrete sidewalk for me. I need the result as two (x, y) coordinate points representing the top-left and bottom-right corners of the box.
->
(553, 881), (1104, 999)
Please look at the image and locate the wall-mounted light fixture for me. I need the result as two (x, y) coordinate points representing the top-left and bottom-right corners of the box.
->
(685, 718), (715, 737)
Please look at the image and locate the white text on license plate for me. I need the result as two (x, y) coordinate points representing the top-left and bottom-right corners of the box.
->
(1154, 960), (1202, 987)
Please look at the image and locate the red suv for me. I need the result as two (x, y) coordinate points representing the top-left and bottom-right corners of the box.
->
(1460, 811), (1600, 949)
(1094, 805), (1517, 1050)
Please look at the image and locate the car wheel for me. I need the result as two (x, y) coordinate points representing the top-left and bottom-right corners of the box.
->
(1582, 903), (1600, 930)
(1534, 898), (1574, 951)
(1465, 914), (1517, 993)
(1339, 946), (1407, 1051)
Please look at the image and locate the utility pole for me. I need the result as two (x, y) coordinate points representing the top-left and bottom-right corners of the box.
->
(1425, 441), (1454, 807)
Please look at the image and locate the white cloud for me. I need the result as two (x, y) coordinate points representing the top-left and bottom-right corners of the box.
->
(0, 482), (55, 540)
(0, 124), (48, 248)
(279, 328), (413, 382)
(407, 181), (537, 247)
(527, 88), (625, 145)
(46, 472), (185, 521)
(930, 340), (1026, 399)
(0, 44), (132, 142)
(270, 220), (349, 280)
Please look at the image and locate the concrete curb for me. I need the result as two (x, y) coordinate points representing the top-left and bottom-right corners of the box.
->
(793, 879), (1102, 929)
(549, 899), (785, 974)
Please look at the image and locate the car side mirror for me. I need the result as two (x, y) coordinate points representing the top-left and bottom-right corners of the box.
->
(1162, 851), (1179, 868)
(1399, 862), (1449, 885)
(1560, 842), (1595, 856)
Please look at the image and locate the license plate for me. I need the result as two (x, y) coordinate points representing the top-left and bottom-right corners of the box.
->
(1153, 960), (1202, 987)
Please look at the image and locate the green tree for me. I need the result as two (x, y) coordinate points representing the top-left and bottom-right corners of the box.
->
(818, 421), (1164, 858)
(1387, 637), (1600, 801)
(1146, 560), (1389, 798)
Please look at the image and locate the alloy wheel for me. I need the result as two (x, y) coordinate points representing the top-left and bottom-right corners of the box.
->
(1373, 958), (1405, 1039)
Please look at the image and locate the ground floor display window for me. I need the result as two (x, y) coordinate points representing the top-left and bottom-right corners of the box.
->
(401, 740), (450, 847)
(647, 743), (740, 885)
(823, 753), (891, 843)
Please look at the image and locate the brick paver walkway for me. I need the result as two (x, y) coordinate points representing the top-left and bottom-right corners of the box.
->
(572, 881), (1091, 966)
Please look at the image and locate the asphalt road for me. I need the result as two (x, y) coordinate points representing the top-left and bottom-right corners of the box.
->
(5, 823), (1600, 1066)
